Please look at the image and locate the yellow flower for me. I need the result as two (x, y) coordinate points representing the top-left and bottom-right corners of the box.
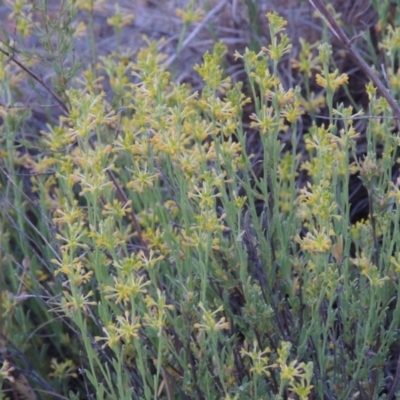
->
(316, 70), (348, 92)
(351, 253), (389, 287)
(295, 228), (332, 255)
(143, 289), (174, 333)
(95, 324), (120, 349)
(249, 107), (278, 135)
(114, 312), (141, 342)
(49, 358), (78, 379)
(62, 290), (97, 313)
(107, 4), (135, 32)
(0, 360), (15, 383)
(104, 274), (151, 305)
(291, 38), (321, 77)
(188, 182), (222, 208)
(175, 6), (204, 23)
(388, 178), (400, 204)
(240, 340), (275, 376)
(194, 302), (230, 332)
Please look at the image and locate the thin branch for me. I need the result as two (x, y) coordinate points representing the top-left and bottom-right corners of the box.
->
(0, 47), (69, 115)
(308, 0), (400, 124)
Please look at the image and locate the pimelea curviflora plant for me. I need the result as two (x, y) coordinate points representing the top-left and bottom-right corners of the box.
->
(2, 3), (400, 399)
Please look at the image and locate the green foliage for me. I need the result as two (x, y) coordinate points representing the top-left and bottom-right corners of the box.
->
(2, 1), (400, 399)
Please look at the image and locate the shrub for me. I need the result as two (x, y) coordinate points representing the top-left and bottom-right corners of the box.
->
(1, 1), (400, 399)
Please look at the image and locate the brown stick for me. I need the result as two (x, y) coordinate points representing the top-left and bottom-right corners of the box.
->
(308, 0), (400, 124)
(0, 47), (69, 115)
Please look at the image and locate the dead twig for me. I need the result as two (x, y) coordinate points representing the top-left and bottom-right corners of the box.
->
(308, 0), (400, 125)
(0, 47), (69, 115)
